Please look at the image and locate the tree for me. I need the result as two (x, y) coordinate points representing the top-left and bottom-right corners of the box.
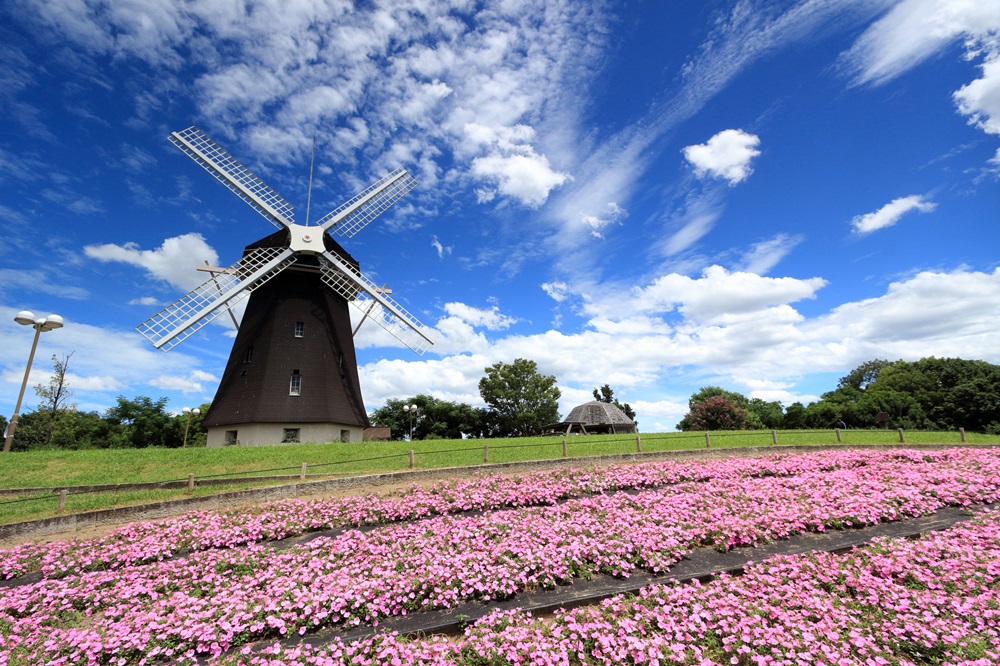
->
(855, 389), (927, 430)
(868, 357), (1000, 431)
(680, 386), (777, 430)
(747, 398), (784, 429)
(592, 384), (637, 425)
(174, 403), (210, 447)
(677, 396), (753, 431)
(479, 359), (561, 437)
(3, 410), (45, 451)
(104, 396), (180, 448)
(837, 359), (897, 391)
(369, 395), (486, 440)
(686, 386), (749, 410)
(48, 410), (116, 450)
(814, 386), (862, 428)
(782, 402), (808, 429)
(33, 352), (76, 447)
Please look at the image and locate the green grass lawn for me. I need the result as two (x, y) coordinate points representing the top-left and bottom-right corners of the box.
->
(0, 429), (993, 526)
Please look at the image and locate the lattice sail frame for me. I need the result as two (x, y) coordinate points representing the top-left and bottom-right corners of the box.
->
(169, 126), (294, 230)
(137, 247), (295, 351)
(143, 125), (434, 355)
(315, 168), (417, 238)
(318, 253), (434, 355)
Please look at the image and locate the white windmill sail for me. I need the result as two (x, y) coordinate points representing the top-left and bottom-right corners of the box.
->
(318, 251), (434, 355)
(315, 168), (417, 237)
(169, 126), (294, 230)
(137, 247), (295, 350)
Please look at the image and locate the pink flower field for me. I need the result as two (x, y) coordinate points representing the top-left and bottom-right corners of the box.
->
(1, 446), (999, 665)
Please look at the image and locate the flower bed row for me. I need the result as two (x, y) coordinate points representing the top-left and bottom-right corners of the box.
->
(1, 448), (998, 665)
(228, 508), (1000, 665)
(1, 447), (985, 581)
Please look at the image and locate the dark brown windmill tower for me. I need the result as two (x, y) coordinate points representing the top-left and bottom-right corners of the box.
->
(137, 127), (433, 446)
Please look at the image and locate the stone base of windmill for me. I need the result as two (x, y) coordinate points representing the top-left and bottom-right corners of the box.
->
(206, 422), (366, 447)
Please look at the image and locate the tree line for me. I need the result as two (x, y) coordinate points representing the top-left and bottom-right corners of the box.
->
(678, 357), (1000, 434)
(10, 354), (992, 450)
(369, 358), (565, 439)
(1, 353), (209, 451)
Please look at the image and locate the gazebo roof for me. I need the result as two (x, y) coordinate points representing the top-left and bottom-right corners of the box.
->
(564, 400), (634, 426)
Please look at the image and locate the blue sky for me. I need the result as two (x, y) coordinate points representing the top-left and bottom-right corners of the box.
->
(1, 0), (998, 432)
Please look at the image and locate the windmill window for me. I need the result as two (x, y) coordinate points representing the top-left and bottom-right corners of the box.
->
(225, 430), (238, 445)
(245, 347), (253, 363)
(289, 370), (301, 396)
(282, 428), (300, 443)
(294, 321), (304, 338)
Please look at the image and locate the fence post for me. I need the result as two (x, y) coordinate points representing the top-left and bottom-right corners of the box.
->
(562, 438), (567, 457)
(835, 428), (842, 443)
(484, 442), (489, 463)
(960, 427), (966, 443)
(705, 432), (711, 448)
(187, 474), (195, 494)
(636, 434), (642, 453)
(771, 429), (778, 446)
(898, 428), (905, 443)
(409, 450), (415, 469)
(58, 489), (67, 514)
(300, 462), (307, 481)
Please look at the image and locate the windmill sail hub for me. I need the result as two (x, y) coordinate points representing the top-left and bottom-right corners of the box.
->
(287, 223), (324, 254)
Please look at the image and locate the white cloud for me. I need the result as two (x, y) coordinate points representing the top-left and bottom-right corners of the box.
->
(19, 0), (601, 213)
(431, 236), (452, 259)
(839, 0), (1000, 87)
(660, 208), (722, 258)
(150, 369), (218, 393)
(805, 267), (1000, 361)
(361, 266), (1000, 429)
(851, 194), (937, 234)
(0, 305), (210, 409)
(735, 234), (804, 275)
(581, 202), (627, 238)
(83, 233), (220, 291)
(838, 0), (1000, 166)
(442, 302), (518, 330)
(0, 269), (89, 300)
(629, 265), (826, 324)
(63, 373), (124, 392)
(633, 399), (689, 430)
(471, 151), (569, 207)
(655, 187), (728, 259)
(541, 281), (570, 302)
(683, 129), (762, 185)
(954, 54), (1000, 135)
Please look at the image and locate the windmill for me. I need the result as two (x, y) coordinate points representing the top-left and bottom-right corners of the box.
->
(137, 126), (433, 446)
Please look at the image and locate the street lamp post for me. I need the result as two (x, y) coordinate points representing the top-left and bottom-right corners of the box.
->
(181, 407), (201, 448)
(404, 404), (418, 441)
(4, 311), (64, 453)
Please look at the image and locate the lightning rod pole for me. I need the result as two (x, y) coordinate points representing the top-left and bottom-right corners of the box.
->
(305, 135), (316, 226)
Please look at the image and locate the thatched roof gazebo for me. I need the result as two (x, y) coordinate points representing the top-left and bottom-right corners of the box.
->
(542, 400), (636, 435)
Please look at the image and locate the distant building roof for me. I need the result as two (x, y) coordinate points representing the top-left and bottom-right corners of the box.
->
(363, 427), (391, 441)
(542, 400), (636, 435)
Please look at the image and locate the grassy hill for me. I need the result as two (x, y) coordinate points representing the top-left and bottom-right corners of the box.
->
(0, 429), (992, 525)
